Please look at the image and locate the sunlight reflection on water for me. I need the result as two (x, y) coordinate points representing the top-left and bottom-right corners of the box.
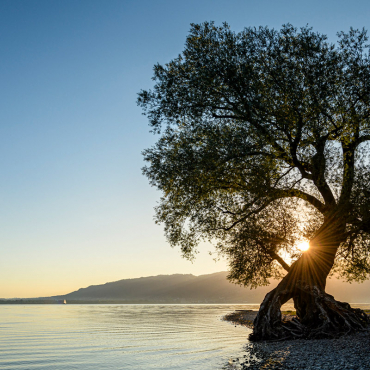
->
(2, 303), (369, 369)
(0, 304), (253, 370)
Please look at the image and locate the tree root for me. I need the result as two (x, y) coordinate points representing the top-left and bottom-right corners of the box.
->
(250, 283), (369, 341)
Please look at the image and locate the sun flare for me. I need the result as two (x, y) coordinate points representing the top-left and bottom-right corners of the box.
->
(296, 241), (310, 252)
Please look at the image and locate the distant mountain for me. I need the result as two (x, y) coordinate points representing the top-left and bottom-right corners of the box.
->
(49, 271), (370, 304)
(51, 272), (268, 303)
(2, 271), (370, 304)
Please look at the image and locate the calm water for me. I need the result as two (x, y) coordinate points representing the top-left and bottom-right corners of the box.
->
(0, 304), (255, 370)
(2, 303), (369, 370)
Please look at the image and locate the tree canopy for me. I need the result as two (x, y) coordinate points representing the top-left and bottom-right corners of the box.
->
(138, 23), (370, 289)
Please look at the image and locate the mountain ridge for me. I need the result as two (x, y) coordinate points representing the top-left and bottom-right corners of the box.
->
(2, 271), (370, 303)
(52, 271), (254, 303)
(51, 271), (370, 304)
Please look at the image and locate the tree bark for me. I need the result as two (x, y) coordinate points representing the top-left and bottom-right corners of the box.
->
(250, 219), (369, 341)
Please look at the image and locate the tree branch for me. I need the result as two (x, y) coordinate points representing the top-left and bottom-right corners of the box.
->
(259, 241), (291, 272)
(356, 135), (370, 146)
(221, 202), (272, 231)
(273, 188), (326, 214)
(267, 250), (291, 272)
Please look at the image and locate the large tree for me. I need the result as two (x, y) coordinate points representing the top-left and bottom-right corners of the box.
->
(138, 23), (370, 340)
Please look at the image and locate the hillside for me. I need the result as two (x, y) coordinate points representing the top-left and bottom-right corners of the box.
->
(2, 271), (370, 304)
(49, 271), (370, 304)
(52, 272), (267, 303)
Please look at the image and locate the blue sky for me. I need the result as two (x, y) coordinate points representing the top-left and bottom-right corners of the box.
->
(1, 0), (369, 298)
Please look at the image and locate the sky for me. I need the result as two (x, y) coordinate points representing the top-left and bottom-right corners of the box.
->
(1, 0), (369, 298)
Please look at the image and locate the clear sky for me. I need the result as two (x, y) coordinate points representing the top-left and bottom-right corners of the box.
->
(1, 0), (369, 298)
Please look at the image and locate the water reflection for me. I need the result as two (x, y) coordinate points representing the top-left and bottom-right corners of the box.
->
(2, 303), (369, 370)
(0, 304), (252, 370)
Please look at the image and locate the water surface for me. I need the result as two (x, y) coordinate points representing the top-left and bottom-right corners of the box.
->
(0, 304), (254, 370)
(2, 303), (369, 369)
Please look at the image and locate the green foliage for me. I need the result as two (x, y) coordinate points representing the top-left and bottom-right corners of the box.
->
(138, 23), (370, 287)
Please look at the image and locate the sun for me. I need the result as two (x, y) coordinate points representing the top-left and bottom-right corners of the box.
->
(296, 241), (310, 252)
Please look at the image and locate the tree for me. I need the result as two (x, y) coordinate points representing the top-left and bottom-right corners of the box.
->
(138, 22), (370, 340)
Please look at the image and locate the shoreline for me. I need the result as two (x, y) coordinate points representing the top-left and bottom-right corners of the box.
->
(223, 309), (370, 369)
(223, 309), (297, 329)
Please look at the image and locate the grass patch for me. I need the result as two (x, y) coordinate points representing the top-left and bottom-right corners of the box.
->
(281, 310), (296, 315)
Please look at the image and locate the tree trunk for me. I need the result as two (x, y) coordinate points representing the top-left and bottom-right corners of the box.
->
(250, 220), (369, 341)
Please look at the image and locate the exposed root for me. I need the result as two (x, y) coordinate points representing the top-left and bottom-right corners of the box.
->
(250, 283), (369, 341)
(304, 287), (369, 339)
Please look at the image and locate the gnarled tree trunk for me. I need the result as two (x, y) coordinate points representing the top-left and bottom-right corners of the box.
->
(250, 220), (369, 341)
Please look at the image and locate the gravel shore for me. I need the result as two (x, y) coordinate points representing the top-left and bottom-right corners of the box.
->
(223, 310), (370, 370)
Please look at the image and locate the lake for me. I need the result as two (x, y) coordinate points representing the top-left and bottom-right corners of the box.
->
(0, 304), (257, 369)
(2, 303), (369, 369)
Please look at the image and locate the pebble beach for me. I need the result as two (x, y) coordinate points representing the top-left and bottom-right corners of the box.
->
(223, 310), (370, 370)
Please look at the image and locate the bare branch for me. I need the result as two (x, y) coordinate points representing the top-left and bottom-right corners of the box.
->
(274, 188), (326, 214)
(356, 135), (370, 146)
(268, 250), (291, 272)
